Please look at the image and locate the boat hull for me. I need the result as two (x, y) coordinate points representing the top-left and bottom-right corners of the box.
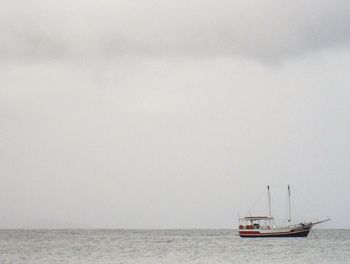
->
(239, 225), (312, 238)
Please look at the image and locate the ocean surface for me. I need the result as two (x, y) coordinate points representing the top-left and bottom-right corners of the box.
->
(0, 229), (349, 264)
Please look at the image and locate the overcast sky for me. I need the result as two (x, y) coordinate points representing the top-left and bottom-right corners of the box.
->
(1, 0), (350, 229)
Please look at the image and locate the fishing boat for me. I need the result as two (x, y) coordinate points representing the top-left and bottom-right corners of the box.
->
(238, 185), (330, 238)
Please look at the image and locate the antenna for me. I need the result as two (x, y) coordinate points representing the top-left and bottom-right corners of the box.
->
(288, 185), (291, 222)
(267, 185), (271, 218)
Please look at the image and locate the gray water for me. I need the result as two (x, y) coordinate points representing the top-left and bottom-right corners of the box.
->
(0, 229), (349, 264)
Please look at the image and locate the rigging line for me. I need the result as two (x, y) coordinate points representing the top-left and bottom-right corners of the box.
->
(298, 188), (329, 218)
(293, 187), (330, 219)
(247, 188), (267, 215)
(311, 228), (319, 239)
(291, 194), (315, 221)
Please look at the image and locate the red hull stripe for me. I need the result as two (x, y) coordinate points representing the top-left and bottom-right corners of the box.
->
(239, 228), (310, 237)
(239, 231), (260, 235)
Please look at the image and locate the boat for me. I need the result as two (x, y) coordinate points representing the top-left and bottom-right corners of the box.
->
(238, 185), (330, 238)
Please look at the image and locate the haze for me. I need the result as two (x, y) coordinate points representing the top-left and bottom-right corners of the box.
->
(1, 0), (350, 229)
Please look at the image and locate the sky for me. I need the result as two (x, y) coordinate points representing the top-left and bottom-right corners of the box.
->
(1, 0), (350, 229)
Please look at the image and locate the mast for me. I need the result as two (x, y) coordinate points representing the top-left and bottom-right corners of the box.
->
(267, 185), (271, 218)
(288, 185), (291, 222)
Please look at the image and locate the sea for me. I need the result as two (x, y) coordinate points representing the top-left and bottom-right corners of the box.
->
(0, 229), (349, 264)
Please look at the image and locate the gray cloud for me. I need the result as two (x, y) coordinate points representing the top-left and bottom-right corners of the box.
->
(1, 51), (350, 228)
(1, 0), (350, 229)
(1, 0), (350, 62)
